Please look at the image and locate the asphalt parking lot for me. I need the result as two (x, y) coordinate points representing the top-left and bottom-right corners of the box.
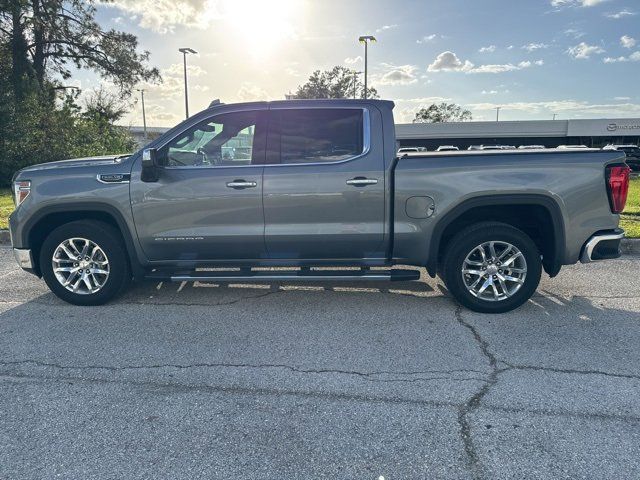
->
(0, 246), (639, 479)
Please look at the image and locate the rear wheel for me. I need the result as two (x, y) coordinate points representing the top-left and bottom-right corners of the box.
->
(441, 222), (542, 313)
(40, 221), (130, 305)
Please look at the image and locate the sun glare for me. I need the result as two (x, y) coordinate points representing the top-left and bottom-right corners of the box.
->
(221, 0), (300, 61)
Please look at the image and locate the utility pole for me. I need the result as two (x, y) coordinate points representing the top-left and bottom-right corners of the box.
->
(496, 106), (501, 122)
(553, 113), (558, 120)
(358, 36), (376, 99)
(178, 47), (197, 118)
(136, 88), (147, 140)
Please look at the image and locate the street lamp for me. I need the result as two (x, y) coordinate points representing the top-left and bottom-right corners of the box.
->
(495, 106), (501, 122)
(358, 35), (376, 99)
(135, 88), (147, 141)
(351, 70), (363, 99)
(178, 47), (197, 118)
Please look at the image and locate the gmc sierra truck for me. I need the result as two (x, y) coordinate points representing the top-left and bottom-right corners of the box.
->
(9, 99), (630, 313)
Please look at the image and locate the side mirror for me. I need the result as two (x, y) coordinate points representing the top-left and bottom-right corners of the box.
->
(141, 148), (159, 182)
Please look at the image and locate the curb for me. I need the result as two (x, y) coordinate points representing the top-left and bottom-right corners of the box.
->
(1, 228), (640, 255)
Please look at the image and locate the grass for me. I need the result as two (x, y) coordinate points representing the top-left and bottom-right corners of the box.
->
(0, 189), (12, 230)
(1, 180), (640, 237)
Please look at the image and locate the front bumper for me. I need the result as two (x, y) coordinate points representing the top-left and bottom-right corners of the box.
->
(13, 248), (35, 272)
(580, 229), (625, 263)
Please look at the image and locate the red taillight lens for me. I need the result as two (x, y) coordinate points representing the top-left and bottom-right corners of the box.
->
(606, 165), (631, 214)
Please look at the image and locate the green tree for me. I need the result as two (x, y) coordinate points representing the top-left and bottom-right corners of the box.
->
(413, 103), (473, 123)
(295, 66), (379, 100)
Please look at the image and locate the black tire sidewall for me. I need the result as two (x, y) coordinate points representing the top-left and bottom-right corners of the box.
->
(443, 223), (542, 313)
(40, 221), (129, 306)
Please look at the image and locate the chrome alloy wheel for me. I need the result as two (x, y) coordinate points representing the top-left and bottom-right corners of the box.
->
(52, 238), (110, 295)
(461, 241), (527, 302)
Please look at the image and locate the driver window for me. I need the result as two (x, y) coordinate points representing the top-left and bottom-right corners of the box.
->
(163, 110), (264, 167)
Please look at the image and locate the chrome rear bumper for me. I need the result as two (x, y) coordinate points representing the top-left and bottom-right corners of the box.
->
(580, 230), (625, 263)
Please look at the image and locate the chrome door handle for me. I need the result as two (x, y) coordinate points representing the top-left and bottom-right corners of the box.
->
(346, 177), (378, 186)
(226, 180), (257, 189)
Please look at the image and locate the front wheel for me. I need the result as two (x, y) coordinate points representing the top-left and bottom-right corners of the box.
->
(40, 221), (130, 306)
(441, 222), (542, 313)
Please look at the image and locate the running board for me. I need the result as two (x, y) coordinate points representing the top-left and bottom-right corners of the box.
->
(146, 269), (421, 283)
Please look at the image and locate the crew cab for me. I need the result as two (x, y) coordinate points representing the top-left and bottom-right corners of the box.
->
(9, 99), (630, 313)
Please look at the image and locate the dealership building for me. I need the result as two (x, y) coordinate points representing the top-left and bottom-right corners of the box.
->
(395, 118), (640, 150)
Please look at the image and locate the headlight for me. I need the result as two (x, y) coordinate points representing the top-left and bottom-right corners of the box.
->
(13, 180), (31, 207)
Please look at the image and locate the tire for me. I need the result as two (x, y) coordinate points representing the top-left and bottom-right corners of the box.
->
(441, 222), (542, 314)
(39, 220), (131, 306)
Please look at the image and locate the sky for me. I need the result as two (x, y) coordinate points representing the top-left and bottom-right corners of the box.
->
(80, 0), (640, 126)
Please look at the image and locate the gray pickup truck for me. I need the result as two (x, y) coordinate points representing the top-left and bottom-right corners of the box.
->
(9, 99), (630, 313)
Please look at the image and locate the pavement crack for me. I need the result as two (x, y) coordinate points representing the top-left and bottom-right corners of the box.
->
(504, 362), (640, 381)
(0, 359), (488, 384)
(454, 306), (501, 480)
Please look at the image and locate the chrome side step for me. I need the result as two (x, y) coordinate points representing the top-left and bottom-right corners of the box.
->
(146, 269), (421, 283)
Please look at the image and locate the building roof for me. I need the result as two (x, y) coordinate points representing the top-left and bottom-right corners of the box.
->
(396, 118), (640, 140)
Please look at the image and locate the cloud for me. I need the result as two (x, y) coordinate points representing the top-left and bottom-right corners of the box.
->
(614, 96), (631, 101)
(416, 34), (438, 44)
(566, 42), (605, 59)
(377, 64), (419, 85)
(344, 56), (363, 65)
(235, 83), (270, 102)
(106, 0), (220, 32)
(427, 51), (474, 72)
(478, 45), (496, 53)
(603, 51), (640, 63)
(605, 9), (636, 19)
(551, 0), (608, 7)
(427, 51), (543, 74)
(143, 63), (208, 98)
(482, 90), (499, 95)
(621, 35), (637, 49)
(467, 99), (640, 117)
(376, 24), (398, 33)
(522, 43), (550, 52)
(564, 28), (586, 39)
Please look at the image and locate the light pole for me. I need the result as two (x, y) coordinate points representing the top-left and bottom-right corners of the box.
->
(178, 47), (197, 118)
(358, 35), (376, 99)
(351, 70), (363, 99)
(495, 106), (501, 122)
(552, 113), (558, 120)
(136, 88), (147, 140)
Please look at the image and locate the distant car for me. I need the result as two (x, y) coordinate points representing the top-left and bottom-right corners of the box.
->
(557, 145), (589, 149)
(603, 144), (640, 171)
(436, 146), (460, 152)
(478, 145), (515, 151)
(397, 147), (426, 154)
(467, 145), (482, 151)
(518, 145), (546, 150)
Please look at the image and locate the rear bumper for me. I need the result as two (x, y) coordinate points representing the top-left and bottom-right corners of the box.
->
(580, 229), (625, 263)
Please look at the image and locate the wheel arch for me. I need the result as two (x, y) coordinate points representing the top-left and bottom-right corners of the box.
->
(427, 194), (566, 278)
(21, 203), (142, 278)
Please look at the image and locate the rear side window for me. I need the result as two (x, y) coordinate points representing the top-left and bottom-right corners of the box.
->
(269, 109), (364, 164)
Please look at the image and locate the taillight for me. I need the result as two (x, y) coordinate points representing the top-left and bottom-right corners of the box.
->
(606, 165), (630, 214)
(13, 180), (31, 207)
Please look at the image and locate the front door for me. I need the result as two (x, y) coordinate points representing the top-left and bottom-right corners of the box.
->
(131, 108), (267, 262)
(262, 107), (386, 260)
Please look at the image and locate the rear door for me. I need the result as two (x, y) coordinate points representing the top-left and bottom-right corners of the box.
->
(262, 106), (386, 260)
(130, 108), (267, 262)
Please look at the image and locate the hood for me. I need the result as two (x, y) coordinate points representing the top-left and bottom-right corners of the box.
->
(19, 154), (132, 173)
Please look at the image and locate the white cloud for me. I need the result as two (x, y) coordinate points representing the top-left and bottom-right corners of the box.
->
(377, 64), (419, 85)
(605, 9), (636, 19)
(482, 90), (499, 95)
(564, 28), (586, 39)
(603, 51), (640, 63)
(376, 24), (398, 33)
(551, 0), (609, 7)
(614, 96), (631, 101)
(478, 45), (496, 53)
(621, 35), (637, 49)
(416, 34), (438, 44)
(427, 51), (474, 72)
(142, 63), (208, 98)
(344, 56), (363, 65)
(522, 43), (550, 52)
(468, 99), (640, 117)
(235, 83), (270, 102)
(427, 51), (543, 74)
(566, 42), (605, 59)
(107, 0), (220, 32)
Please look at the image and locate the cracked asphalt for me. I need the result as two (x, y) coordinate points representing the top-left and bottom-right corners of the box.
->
(0, 246), (639, 479)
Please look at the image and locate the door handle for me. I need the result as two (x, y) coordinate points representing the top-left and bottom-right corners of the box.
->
(226, 180), (257, 189)
(346, 177), (378, 186)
